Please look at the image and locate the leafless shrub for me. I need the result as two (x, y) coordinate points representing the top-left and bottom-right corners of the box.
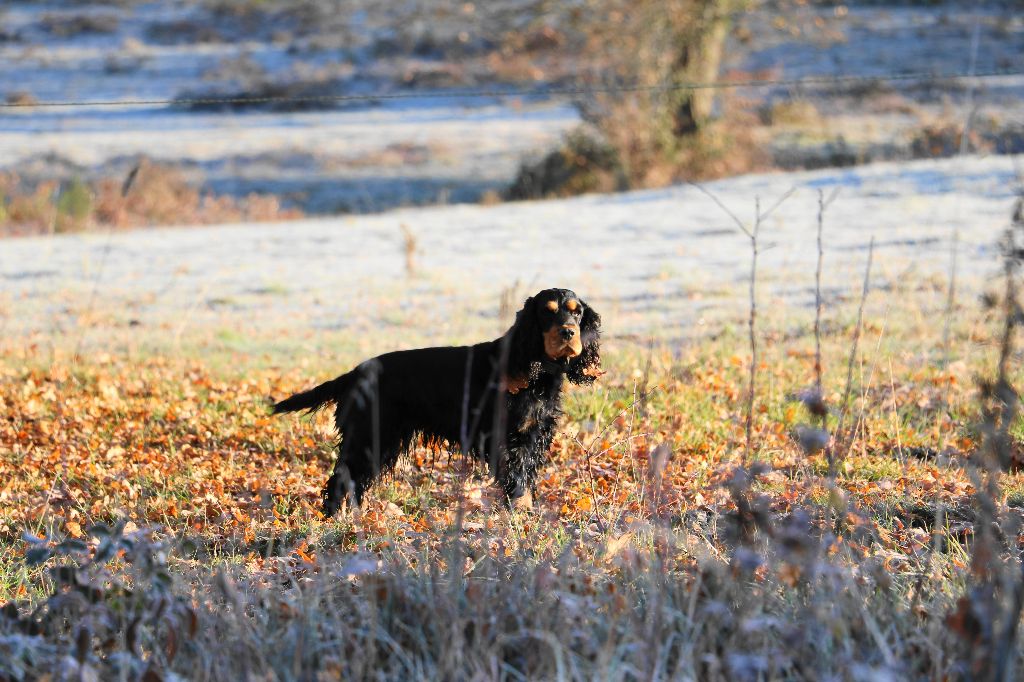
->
(0, 160), (301, 235)
(690, 183), (794, 460)
(911, 120), (994, 158)
(506, 130), (624, 200)
(947, 193), (1024, 681)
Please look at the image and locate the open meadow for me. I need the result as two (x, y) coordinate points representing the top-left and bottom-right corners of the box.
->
(3, 0), (1024, 679)
(3, 155), (1024, 679)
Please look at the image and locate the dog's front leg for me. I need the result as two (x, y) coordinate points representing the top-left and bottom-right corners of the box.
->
(496, 446), (542, 511)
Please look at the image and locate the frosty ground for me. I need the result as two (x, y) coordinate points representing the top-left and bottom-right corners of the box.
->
(2, 154), (1019, 360)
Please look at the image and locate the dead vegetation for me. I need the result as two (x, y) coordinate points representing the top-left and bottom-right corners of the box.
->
(0, 161), (301, 236)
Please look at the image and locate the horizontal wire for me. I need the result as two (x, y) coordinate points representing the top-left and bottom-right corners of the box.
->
(2, 67), (1023, 110)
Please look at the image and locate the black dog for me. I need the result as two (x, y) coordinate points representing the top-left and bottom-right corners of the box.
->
(273, 288), (601, 516)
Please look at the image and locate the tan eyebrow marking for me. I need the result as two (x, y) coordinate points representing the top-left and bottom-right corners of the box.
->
(545, 300), (559, 312)
(566, 299), (579, 312)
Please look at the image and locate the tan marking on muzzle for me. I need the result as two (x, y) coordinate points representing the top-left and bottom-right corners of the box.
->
(543, 325), (583, 360)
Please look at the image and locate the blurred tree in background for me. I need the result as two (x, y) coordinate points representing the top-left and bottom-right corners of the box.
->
(509, 0), (751, 198)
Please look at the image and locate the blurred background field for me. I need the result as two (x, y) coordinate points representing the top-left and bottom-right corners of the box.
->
(1, 0), (1022, 231)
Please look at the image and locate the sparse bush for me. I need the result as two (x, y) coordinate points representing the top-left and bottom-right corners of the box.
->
(909, 121), (993, 158)
(0, 176), (57, 233)
(0, 161), (301, 235)
(55, 178), (93, 233)
(507, 0), (760, 196)
(2, 522), (196, 681)
(506, 130), (624, 200)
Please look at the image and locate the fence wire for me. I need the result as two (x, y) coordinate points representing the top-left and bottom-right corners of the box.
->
(2, 67), (1023, 110)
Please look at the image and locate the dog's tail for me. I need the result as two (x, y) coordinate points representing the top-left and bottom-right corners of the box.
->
(272, 373), (353, 415)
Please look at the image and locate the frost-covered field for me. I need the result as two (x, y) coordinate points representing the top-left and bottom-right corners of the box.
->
(2, 155), (1019, 353)
(1, 2), (1022, 352)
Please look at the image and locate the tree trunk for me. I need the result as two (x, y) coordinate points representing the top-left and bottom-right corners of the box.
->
(671, 0), (732, 136)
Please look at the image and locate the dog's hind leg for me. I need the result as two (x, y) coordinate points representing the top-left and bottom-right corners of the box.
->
(322, 420), (408, 517)
(323, 428), (374, 517)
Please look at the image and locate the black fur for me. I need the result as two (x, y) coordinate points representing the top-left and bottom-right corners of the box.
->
(272, 288), (602, 516)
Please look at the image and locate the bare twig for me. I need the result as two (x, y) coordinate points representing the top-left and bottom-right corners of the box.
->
(72, 165), (144, 361)
(814, 188), (840, 398)
(943, 230), (959, 372)
(808, 188), (839, 477)
(690, 183), (794, 461)
(745, 197), (760, 462)
(834, 236), (875, 471)
(688, 181), (751, 238)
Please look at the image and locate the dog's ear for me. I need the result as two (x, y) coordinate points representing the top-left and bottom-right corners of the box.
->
(567, 298), (601, 385)
(504, 295), (543, 382)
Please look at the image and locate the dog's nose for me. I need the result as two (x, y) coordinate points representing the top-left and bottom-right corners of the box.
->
(560, 327), (576, 341)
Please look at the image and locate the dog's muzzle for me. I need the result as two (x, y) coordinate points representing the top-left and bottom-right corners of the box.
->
(544, 324), (583, 360)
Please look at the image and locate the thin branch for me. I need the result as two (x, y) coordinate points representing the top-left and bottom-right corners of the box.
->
(760, 186), (797, 222)
(814, 189), (840, 476)
(745, 197), (761, 462)
(692, 184), (795, 462)
(688, 181), (751, 238)
(943, 229), (959, 372)
(834, 237), (875, 469)
(814, 188), (840, 397)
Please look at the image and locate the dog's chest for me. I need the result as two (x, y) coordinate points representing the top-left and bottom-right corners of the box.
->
(507, 380), (560, 435)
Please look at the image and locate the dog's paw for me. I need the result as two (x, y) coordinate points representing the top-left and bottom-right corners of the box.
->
(510, 489), (534, 511)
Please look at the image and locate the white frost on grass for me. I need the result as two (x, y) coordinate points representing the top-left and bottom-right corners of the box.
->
(1, 155), (1019, 348)
(0, 104), (577, 170)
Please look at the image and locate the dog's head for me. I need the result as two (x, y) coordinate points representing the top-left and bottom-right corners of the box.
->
(507, 288), (602, 386)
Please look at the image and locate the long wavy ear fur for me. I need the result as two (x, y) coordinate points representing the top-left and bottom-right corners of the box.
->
(504, 296), (543, 383)
(567, 298), (601, 385)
